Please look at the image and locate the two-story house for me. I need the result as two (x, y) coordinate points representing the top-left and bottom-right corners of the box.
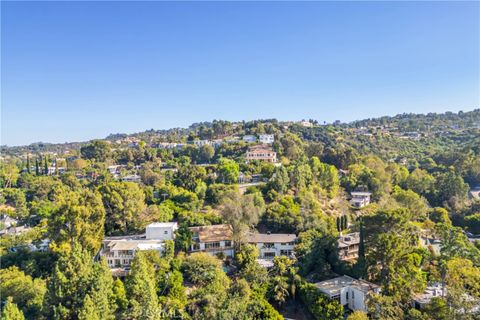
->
(100, 222), (178, 270)
(259, 134), (275, 144)
(242, 135), (257, 143)
(189, 224), (234, 258)
(247, 232), (297, 259)
(315, 275), (381, 312)
(246, 146), (277, 163)
(146, 222), (178, 240)
(350, 192), (372, 208)
(338, 232), (360, 261)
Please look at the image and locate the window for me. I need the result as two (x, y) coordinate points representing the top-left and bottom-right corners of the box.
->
(224, 241), (232, 247)
(164, 231), (168, 235)
(264, 252), (276, 258)
(264, 243), (274, 248)
(346, 291), (349, 301)
(205, 242), (221, 249)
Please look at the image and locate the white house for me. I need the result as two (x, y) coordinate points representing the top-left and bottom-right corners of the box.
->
(259, 134), (275, 144)
(247, 232), (297, 259)
(121, 174), (141, 183)
(189, 224), (234, 258)
(242, 135), (257, 143)
(315, 275), (381, 312)
(100, 222), (177, 270)
(299, 120), (313, 127)
(350, 192), (372, 208)
(413, 283), (446, 309)
(101, 238), (165, 269)
(146, 222), (178, 241)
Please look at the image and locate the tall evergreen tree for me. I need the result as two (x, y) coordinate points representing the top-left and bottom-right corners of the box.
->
(45, 244), (114, 320)
(26, 155), (31, 174)
(1, 297), (25, 320)
(88, 261), (115, 320)
(35, 157), (40, 175)
(125, 252), (161, 319)
(44, 157), (49, 175)
(355, 219), (367, 279)
(45, 244), (94, 319)
(78, 295), (99, 320)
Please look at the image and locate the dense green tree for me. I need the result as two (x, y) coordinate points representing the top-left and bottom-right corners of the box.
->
(216, 158), (240, 184)
(112, 279), (128, 317)
(1, 297), (25, 320)
(174, 165), (207, 192)
(295, 228), (338, 276)
(268, 165), (290, 194)
(0, 188), (28, 219)
(405, 168), (435, 196)
(235, 244), (259, 270)
(99, 181), (146, 235)
(310, 157), (340, 197)
(391, 186), (429, 219)
(433, 170), (469, 209)
(363, 209), (426, 302)
(45, 244), (114, 320)
(297, 281), (343, 320)
(182, 252), (223, 286)
(220, 191), (264, 243)
(80, 140), (111, 162)
(347, 311), (369, 320)
(0, 161), (20, 188)
(49, 188), (105, 253)
(0, 266), (46, 319)
(125, 251), (161, 319)
(429, 207), (451, 225)
(263, 195), (302, 233)
(198, 144), (215, 163)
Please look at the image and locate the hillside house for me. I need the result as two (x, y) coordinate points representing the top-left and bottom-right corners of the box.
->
(246, 146), (277, 163)
(146, 222), (178, 240)
(100, 222), (177, 269)
(350, 192), (372, 208)
(338, 232), (360, 261)
(247, 232), (297, 259)
(315, 275), (381, 312)
(259, 134), (274, 144)
(242, 135), (257, 143)
(189, 224), (234, 258)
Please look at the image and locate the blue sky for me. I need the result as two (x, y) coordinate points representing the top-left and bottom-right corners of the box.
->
(2, 1), (479, 146)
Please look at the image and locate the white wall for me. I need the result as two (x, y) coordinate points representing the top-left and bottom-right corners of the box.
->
(146, 225), (177, 240)
(254, 242), (295, 259)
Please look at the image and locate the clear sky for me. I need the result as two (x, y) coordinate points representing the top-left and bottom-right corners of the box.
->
(2, 1), (479, 146)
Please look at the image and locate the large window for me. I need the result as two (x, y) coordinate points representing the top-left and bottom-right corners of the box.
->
(205, 242), (221, 249)
(264, 252), (276, 258)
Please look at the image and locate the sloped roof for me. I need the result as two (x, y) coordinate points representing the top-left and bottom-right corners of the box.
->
(189, 224), (233, 242)
(247, 232), (297, 243)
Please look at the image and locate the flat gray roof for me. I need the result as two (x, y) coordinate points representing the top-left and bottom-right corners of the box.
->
(314, 275), (380, 296)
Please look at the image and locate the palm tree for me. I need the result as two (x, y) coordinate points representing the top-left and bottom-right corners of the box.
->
(271, 276), (289, 306)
